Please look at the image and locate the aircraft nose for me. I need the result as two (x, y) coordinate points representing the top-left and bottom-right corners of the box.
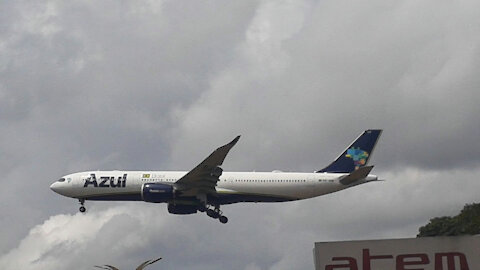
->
(50, 181), (68, 195)
(50, 179), (75, 197)
(50, 182), (60, 193)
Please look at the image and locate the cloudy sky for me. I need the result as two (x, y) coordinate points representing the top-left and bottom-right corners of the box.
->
(1, 0), (480, 269)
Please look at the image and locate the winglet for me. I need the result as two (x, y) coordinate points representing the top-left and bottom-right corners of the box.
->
(230, 135), (241, 146)
(339, 165), (374, 185)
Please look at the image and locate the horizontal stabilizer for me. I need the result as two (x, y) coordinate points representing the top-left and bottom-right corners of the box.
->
(339, 166), (374, 185)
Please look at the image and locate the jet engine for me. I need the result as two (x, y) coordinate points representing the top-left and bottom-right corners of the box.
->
(141, 183), (174, 203)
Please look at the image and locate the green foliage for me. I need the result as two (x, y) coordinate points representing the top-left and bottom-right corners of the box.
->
(417, 203), (480, 237)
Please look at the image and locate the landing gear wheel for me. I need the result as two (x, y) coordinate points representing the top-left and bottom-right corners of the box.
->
(207, 209), (219, 219)
(204, 203), (227, 223)
(219, 216), (228, 224)
(78, 199), (86, 213)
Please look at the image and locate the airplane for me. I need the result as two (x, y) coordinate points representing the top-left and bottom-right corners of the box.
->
(50, 129), (382, 224)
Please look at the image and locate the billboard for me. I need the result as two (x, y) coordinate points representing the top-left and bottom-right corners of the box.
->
(314, 236), (480, 270)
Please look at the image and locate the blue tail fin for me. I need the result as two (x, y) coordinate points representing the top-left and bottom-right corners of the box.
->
(317, 129), (382, 173)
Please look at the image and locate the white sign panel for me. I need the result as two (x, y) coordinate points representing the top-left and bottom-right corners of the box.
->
(314, 236), (480, 270)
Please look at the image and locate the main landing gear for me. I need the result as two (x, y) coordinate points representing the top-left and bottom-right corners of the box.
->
(200, 204), (228, 224)
(79, 199), (86, 213)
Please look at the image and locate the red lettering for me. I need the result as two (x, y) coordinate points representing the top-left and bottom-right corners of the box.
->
(322, 249), (471, 270)
(396, 254), (429, 270)
(363, 249), (394, 270)
(435, 252), (469, 270)
(325, 257), (358, 270)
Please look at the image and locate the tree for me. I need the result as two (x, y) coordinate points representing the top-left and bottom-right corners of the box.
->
(94, 257), (162, 270)
(417, 203), (480, 237)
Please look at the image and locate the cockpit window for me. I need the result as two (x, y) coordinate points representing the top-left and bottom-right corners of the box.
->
(58, 178), (66, 182)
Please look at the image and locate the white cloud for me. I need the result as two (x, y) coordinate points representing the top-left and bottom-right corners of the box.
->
(4, 167), (479, 270)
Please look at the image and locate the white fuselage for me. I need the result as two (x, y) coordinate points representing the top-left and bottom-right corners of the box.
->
(50, 130), (383, 223)
(50, 170), (378, 204)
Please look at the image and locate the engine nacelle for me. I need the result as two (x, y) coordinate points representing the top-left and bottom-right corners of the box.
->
(168, 203), (198, 215)
(141, 183), (174, 203)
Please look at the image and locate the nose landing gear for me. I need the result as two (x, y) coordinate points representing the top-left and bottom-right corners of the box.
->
(79, 199), (86, 213)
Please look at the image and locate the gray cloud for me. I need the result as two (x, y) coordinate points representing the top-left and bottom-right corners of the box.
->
(169, 0), (480, 172)
(1, 0), (480, 269)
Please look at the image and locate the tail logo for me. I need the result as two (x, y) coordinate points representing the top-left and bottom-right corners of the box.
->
(345, 148), (369, 169)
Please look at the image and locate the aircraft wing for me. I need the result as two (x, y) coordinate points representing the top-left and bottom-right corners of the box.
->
(175, 135), (240, 196)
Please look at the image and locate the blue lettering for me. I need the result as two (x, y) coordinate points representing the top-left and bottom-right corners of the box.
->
(83, 174), (98, 187)
(83, 174), (127, 188)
